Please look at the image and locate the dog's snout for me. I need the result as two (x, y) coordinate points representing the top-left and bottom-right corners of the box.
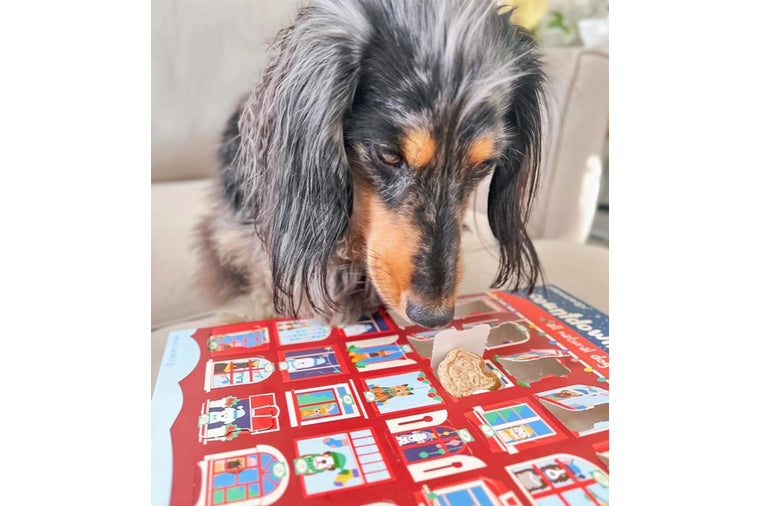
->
(406, 300), (455, 329)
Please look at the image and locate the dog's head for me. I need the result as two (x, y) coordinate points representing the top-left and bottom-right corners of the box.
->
(237, 0), (545, 328)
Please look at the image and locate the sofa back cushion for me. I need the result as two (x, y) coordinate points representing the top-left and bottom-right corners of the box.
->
(152, 1), (608, 242)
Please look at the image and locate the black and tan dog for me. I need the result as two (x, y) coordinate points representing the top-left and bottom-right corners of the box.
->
(197, 0), (546, 328)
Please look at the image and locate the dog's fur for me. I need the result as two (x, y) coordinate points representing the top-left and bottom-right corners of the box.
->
(196, 0), (545, 328)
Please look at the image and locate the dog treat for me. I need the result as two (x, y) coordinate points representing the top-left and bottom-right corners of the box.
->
(437, 348), (500, 398)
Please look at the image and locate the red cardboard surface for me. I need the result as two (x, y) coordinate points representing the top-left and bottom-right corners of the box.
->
(151, 288), (609, 506)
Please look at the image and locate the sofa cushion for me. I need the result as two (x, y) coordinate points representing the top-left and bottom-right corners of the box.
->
(531, 48), (609, 242)
(152, 179), (217, 328)
(151, 0), (301, 182)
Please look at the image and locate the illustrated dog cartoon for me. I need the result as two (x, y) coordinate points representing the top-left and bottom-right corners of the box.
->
(197, 0), (545, 328)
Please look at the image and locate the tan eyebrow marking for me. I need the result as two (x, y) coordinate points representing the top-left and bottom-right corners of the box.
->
(467, 135), (497, 166)
(401, 129), (436, 169)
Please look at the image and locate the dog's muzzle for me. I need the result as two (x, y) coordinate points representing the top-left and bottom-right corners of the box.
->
(405, 300), (455, 328)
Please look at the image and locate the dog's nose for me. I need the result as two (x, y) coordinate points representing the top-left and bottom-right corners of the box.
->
(406, 301), (455, 329)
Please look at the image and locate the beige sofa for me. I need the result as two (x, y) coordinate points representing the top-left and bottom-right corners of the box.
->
(151, 0), (609, 391)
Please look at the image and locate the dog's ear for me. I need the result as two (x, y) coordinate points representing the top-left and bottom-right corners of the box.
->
(487, 31), (546, 293)
(235, 2), (369, 318)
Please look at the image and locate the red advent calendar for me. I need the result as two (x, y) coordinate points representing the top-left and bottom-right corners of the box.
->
(151, 285), (610, 506)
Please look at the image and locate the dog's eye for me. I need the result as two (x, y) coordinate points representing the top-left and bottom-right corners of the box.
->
(474, 159), (495, 173)
(374, 146), (404, 167)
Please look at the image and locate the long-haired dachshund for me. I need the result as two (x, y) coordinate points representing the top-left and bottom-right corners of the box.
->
(197, 0), (545, 329)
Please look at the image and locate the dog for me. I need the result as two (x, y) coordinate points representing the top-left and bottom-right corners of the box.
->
(196, 0), (545, 329)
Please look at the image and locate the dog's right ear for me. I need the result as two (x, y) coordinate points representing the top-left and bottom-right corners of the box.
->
(230, 0), (371, 318)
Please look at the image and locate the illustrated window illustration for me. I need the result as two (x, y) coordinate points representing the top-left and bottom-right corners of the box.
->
(196, 445), (289, 506)
(362, 370), (444, 415)
(469, 401), (561, 454)
(278, 345), (345, 381)
(418, 478), (522, 506)
(204, 357), (275, 391)
(393, 425), (473, 463)
(385, 410), (487, 483)
(346, 335), (416, 371)
(275, 318), (332, 346)
(285, 381), (367, 428)
(507, 454), (609, 506)
(207, 325), (270, 356)
(198, 394), (281, 442)
(338, 310), (395, 338)
(293, 428), (393, 496)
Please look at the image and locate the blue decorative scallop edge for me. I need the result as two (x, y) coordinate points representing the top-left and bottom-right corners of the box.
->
(151, 329), (201, 506)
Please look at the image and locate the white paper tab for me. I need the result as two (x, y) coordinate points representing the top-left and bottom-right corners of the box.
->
(430, 324), (491, 376)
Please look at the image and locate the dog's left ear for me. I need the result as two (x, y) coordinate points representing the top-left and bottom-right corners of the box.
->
(236, 1), (370, 318)
(487, 30), (546, 293)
